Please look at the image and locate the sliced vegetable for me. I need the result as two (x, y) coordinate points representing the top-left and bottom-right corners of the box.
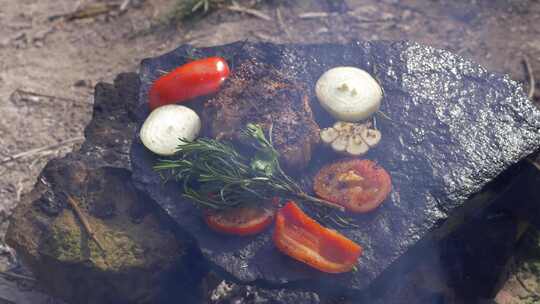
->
(140, 104), (201, 156)
(314, 159), (391, 213)
(205, 205), (275, 236)
(149, 57), (230, 110)
(315, 67), (382, 122)
(320, 121), (381, 156)
(273, 201), (362, 273)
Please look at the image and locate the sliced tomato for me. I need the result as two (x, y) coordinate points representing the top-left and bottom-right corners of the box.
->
(149, 57), (230, 110)
(314, 159), (392, 213)
(204, 205), (275, 236)
(273, 201), (362, 273)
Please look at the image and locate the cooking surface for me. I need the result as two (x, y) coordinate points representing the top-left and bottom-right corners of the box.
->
(131, 41), (540, 291)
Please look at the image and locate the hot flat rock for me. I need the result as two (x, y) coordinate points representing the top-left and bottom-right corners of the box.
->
(130, 41), (540, 292)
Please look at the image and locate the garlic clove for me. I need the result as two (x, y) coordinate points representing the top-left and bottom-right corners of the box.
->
(331, 135), (349, 152)
(323, 120), (383, 156)
(321, 127), (339, 144)
(316, 67), (383, 122)
(363, 129), (381, 147)
(346, 136), (369, 156)
(140, 104), (201, 156)
(333, 121), (347, 131)
(352, 134), (364, 145)
(353, 122), (368, 133)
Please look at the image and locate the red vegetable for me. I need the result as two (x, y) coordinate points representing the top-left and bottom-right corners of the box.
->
(273, 201), (362, 273)
(204, 205), (275, 236)
(149, 57), (230, 110)
(314, 159), (392, 213)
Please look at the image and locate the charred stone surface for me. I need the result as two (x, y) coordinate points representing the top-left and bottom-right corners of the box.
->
(6, 74), (206, 304)
(202, 272), (322, 304)
(131, 42), (540, 293)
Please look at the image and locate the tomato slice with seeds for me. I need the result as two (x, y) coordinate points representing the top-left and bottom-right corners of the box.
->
(273, 201), (362, 273)
(314, 159), (392, 213)
(204, 205), (275, 236)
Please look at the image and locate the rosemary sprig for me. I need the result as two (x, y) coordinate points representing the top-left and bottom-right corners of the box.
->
(154, 124), (344, 211)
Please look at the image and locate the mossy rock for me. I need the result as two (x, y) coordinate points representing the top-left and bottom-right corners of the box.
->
(6, 74), (206, 304)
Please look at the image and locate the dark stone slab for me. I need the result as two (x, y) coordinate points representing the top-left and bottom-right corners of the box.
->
(130, 41), (540, 292)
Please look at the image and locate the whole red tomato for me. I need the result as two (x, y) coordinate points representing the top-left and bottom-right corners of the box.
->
(148, 57), (230, 110)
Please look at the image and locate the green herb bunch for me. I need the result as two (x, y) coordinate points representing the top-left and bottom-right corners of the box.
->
(153, 123), (343, 211)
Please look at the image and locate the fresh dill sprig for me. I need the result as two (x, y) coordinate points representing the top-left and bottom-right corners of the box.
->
(154, 123), (345, 211)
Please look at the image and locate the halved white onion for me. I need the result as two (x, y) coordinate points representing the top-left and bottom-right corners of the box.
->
(140, 104), (201, 156)
(315, 67), (382, 122)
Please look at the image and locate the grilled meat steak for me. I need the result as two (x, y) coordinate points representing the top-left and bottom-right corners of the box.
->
(202, 60), (320, 171)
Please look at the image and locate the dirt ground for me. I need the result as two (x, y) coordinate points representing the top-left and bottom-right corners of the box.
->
(1, 0), (539, 303)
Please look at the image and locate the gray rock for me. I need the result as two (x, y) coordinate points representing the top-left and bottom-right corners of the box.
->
(205, 278), (321, 304)
(131, 41), (540, 293)
(6, 74), (205, 304)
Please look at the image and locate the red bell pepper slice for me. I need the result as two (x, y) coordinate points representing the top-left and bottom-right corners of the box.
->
(273, 201), (362, 273)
